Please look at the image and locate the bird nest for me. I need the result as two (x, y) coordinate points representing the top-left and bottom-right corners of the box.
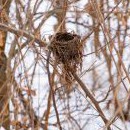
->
(49, 32), (83, 91)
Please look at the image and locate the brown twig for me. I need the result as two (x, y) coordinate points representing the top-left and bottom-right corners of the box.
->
(44, 90), (52, 130)
(0, 23), (46, 47)
(71, 71), (111, 130)
(46, 50), (62, 130)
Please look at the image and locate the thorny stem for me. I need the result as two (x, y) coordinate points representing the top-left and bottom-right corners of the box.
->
(46, 50), (62, 130)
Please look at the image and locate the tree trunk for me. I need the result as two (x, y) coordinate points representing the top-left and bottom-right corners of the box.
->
(0, 1), (12, 129)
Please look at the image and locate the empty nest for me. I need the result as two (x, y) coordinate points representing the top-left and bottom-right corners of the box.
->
(49, 32), (83, 90)
(49, 32), (83, 69)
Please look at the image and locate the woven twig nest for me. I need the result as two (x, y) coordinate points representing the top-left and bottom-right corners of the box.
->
(49, 32), (83, 91)
(49, 32), (83, 69)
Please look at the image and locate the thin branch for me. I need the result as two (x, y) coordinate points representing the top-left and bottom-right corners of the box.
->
(0, 23), (46, 47)
(44, 90), (52, 130)
(46, 50), (62, 130)
(71, 71), (111, 130)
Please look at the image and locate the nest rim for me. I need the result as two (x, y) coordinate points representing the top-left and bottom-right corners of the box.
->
(54, 32), (80, 43)
(49, 32), (83, 67)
